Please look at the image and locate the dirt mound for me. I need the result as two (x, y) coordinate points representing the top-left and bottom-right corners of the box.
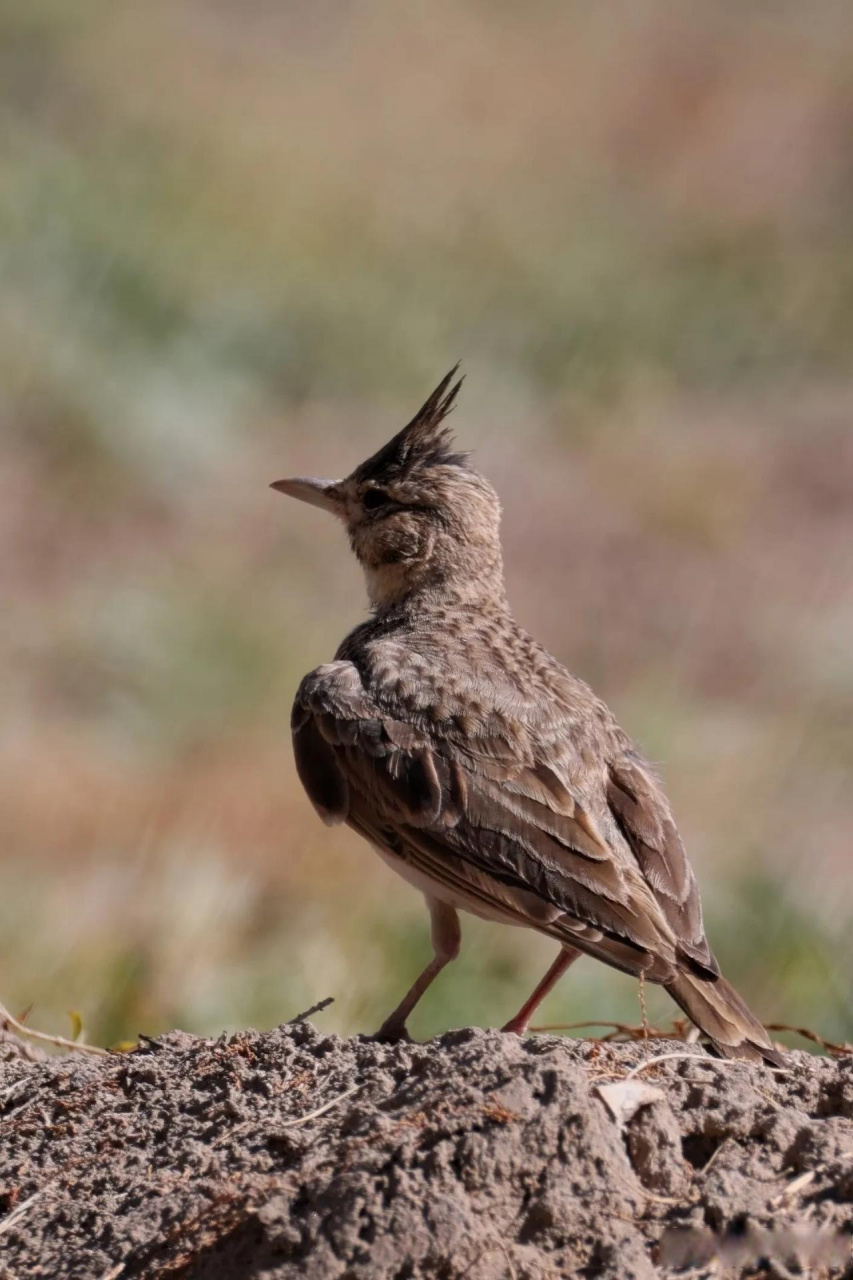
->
(0, 1022), (851, 1278)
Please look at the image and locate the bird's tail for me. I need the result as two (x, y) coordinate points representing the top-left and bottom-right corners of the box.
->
(665, 971), (783, 1066)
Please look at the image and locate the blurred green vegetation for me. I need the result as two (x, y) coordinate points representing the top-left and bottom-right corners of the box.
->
(1, 1), (851, 1053)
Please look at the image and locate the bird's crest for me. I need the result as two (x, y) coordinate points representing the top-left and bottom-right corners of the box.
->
(353, 365), (468, 483)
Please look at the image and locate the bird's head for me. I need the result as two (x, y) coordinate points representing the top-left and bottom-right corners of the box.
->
(272, 367), (505, 610)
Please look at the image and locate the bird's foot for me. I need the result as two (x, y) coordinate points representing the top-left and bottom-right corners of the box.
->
(500, 1016), (530, 1036)
(371, 1018), (413, 1044)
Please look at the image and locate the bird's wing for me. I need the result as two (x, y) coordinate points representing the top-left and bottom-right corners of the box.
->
(606, 754), (718, 979)
(292, 661), (708, 982)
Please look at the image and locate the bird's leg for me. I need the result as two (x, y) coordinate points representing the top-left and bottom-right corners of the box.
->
(501, 946), (582, 1035)
(374, 898), (461, 1042)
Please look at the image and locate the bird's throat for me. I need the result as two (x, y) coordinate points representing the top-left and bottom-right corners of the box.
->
(364, 556), (509, 616)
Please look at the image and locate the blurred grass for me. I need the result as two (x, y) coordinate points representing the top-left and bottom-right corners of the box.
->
(2, 852), (850, 1052)
(0, 0), (851, 1051)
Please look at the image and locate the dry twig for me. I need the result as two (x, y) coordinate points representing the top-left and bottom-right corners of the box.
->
(624, 1051), (716, 1080)
(288, 996), (335, 1024)
(0, 1189), (44, 1237)
(0, 1001), (108, 1058)
(278, 1084), (360, 1128)
(530, 1018), (691, 1042)
(766, 1024), (853, 1056)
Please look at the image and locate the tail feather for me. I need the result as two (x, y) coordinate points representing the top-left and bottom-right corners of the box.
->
(665, 972), (783, 1067)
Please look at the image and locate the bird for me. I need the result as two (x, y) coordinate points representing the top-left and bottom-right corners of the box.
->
(272, 367), (782, 1065)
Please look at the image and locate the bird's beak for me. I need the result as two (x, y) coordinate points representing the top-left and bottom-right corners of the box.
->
(269, 477), (345, 516)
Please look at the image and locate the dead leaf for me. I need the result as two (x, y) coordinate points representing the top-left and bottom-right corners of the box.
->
(594, 1079), (665, 1128)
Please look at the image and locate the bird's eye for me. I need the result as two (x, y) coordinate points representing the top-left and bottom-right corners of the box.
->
(363, 488), (390, 511)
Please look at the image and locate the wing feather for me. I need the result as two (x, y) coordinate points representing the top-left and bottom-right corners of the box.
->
(607, 757), (719, 979)
(292, 661), (708, 983)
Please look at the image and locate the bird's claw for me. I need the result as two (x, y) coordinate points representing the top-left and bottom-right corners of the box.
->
(371, 1020), (414, 1044)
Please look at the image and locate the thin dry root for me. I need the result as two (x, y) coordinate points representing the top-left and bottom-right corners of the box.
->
(530, 1018), (694, 1043)
(765, 1024), (852, 1057)
(0, 1002), (108, 1058)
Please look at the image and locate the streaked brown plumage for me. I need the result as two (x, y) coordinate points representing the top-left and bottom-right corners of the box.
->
(273, 368), (782, 1065)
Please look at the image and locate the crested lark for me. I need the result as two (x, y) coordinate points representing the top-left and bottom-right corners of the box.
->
(273, 369), (781, 1065)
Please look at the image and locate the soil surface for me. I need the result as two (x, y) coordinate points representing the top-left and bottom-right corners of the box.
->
(0, 1022), (851, 1279)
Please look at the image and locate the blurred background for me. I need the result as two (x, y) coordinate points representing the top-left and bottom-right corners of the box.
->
(1, 0), (851, 1051)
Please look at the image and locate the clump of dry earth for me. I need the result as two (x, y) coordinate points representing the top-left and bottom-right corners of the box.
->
(0, 1023), (851, 1278)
